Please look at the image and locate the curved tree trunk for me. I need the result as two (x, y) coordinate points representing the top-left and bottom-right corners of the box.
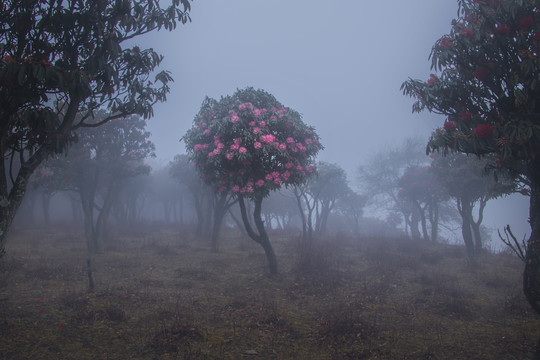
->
(238, 195), (277, 274)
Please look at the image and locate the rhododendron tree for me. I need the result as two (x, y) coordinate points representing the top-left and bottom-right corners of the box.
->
(401, 0), (540, 314)
(183, 88), (323, 274)
(0, 0), (191, 257)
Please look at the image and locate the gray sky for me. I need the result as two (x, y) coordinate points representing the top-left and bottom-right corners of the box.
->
(140, 0), (530, 244)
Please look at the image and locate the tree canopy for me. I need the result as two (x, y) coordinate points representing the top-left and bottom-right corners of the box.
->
(0, 0), (191, 254)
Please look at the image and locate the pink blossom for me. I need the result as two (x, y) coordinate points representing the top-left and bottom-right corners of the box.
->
(444, 121), (456, 131)
(203, 129), (211, 136)
(265, 174), (273, 181)
(255, 179), (265, 187)
(474, 124), (493, 139)
(439, 36), (452, 49)
(281, 171), (291, 181)
(305, 166), (314, 174)
(253, 109), (263, 117)
(460, 28), (474, 39)
(279, 143), (287, 150)
(258, 121), (266, 127)
(285, 162), (293, 169)
(226, 152), (234, 160)
(238, 103), (247, 110)
(254, 141), (262, 149)
(296, 164), (304, 171)
(230, 144), (240, 151)
(286, 137), (295, 143)
(232, 185), (240, 192)
(219, 186), (226, 193)
(253, 127), (261, 134)
(217, 142), (224, 149)
(249, 121), (256, 126)
(273, 178), (282, 185)
(271, 171), (280, 178)
(305, 138), (313, 144)
(194, 144), (209, 151)
(239, 146), (247, 154)
(427, 74), (438, 85)
(240, 187), (246, 194)
(246, 186), (254, 193)
(230, 113), (239, 123)
(260, 134), (276, 144)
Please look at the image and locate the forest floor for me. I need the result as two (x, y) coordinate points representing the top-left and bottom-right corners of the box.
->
(0, 225), (538, 359)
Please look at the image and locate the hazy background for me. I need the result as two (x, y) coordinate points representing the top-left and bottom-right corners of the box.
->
(138, 1), (529, 246)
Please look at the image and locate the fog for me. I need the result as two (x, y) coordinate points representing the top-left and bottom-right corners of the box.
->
(3, 2), (539, 357)
(138, 1), (529, 246)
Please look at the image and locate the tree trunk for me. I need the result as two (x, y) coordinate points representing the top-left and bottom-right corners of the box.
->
(415, 201), (429, 242)
(472, 197), (487, 256)
(0, 147), (48, 257)
(524, 178), (540, 314)
(293, 187), (308, 242)
(42, 192), (52, 226)
(410, 206), (422, 239)
(238, 195), (277, 274)
(211, 193), (229, 253)
(429, 202), (439, 243)
(458, 198), (476, 261)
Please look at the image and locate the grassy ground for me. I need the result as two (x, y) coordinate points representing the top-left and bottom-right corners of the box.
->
(0, 226), (538, 359)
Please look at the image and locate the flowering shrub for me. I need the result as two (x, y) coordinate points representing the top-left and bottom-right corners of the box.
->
(183, 88), (323, 199)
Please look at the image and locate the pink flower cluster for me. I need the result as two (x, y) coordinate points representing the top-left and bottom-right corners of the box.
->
(260, 134), (276, 144)
(232, 181), (255, 194)
(194, 143), (209, 151)
(229, 110), (239, 123)
(439, 37), (452, 49)
(238, 102), (254, 111)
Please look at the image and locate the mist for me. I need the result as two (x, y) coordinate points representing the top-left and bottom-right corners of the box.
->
(1, 1), (538, 358)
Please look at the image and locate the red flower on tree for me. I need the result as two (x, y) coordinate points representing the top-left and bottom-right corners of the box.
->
(460, 28), (474, 39)
(474, 124), (493, 139)
(439, 37), (452, 49)
(444, 120), (456, 131)
(459, 111), (473, 123)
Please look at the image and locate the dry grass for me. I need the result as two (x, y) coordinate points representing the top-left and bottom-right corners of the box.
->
(0, 226), (538, 359)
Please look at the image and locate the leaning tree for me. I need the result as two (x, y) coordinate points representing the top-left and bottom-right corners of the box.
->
(0, 0), (191, 256)
(401, 0), (540, 315)
(183, 87), (323, 274)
